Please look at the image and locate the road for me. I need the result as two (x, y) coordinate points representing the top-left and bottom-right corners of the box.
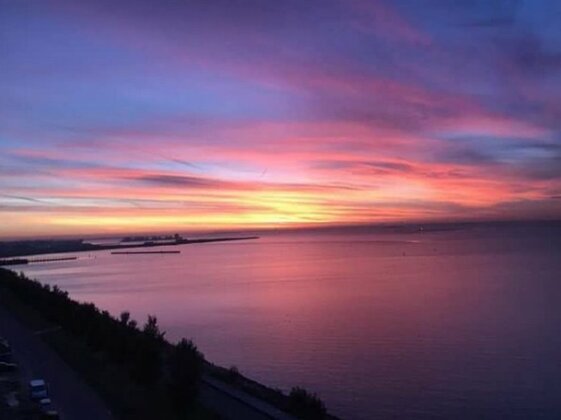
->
(200, 376), (296, 420)
(0, 303), (113, 420)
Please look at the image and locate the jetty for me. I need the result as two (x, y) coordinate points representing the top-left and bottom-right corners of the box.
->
(111, 251), (180, 255)
(0, 256), (78, 266)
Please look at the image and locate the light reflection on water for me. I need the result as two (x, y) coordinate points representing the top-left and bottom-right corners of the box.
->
(19, 224), (561, 419)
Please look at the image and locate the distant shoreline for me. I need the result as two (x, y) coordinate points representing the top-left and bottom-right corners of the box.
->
(0, 236), (259, 262)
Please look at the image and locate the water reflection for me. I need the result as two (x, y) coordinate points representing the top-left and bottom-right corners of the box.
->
(20, 225), (561, 419)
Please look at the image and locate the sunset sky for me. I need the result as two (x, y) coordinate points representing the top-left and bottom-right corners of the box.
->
(1, 0), (561, 238)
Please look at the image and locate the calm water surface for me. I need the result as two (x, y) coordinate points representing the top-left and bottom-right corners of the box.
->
(18, 224), (561, 419)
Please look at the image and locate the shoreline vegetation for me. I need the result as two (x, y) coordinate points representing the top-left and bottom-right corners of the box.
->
(0, 268), (333, 420)
(0, 235), (259, 262)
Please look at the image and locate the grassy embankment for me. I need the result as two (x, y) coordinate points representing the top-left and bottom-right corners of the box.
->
(0, 268), (330, 420)
(0, 268), (213, 420)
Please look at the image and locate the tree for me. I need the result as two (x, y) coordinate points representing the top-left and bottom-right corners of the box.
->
(143, 315), (165, 341)
(119, 311), (131, 325)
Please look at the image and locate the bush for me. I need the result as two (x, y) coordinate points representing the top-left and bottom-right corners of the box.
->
(225, 365), (240, 383)
(288, 387), (327, 420)
(168, 339), (203, 410)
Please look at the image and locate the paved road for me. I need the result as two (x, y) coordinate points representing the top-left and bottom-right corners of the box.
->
(0, 304), (113, 420)
(201, 376), (296, 420)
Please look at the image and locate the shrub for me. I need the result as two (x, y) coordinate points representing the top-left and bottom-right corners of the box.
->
(288, 387), (327, 420)
(225, 365), (240, 383)
(168, 338), (203, 410)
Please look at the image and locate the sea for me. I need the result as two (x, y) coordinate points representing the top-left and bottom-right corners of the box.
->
(16, 221), (561, 419)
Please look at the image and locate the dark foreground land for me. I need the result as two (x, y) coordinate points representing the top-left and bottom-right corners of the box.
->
(0, 301), (113, 420)
(0, 268), (333, 420)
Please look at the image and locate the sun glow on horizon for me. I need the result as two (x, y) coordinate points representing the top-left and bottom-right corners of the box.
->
(1, 1), (561, 238)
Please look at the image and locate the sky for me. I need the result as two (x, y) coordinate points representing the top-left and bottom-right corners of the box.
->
(1, 0), (561, 238)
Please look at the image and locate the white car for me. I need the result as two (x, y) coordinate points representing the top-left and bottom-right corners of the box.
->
(0, 338), (10, 354)
(29, 379), (49, 400)
(0, 339), (11, 362)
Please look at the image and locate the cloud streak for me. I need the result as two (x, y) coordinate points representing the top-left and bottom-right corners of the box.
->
(1, 0), (560, 237)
